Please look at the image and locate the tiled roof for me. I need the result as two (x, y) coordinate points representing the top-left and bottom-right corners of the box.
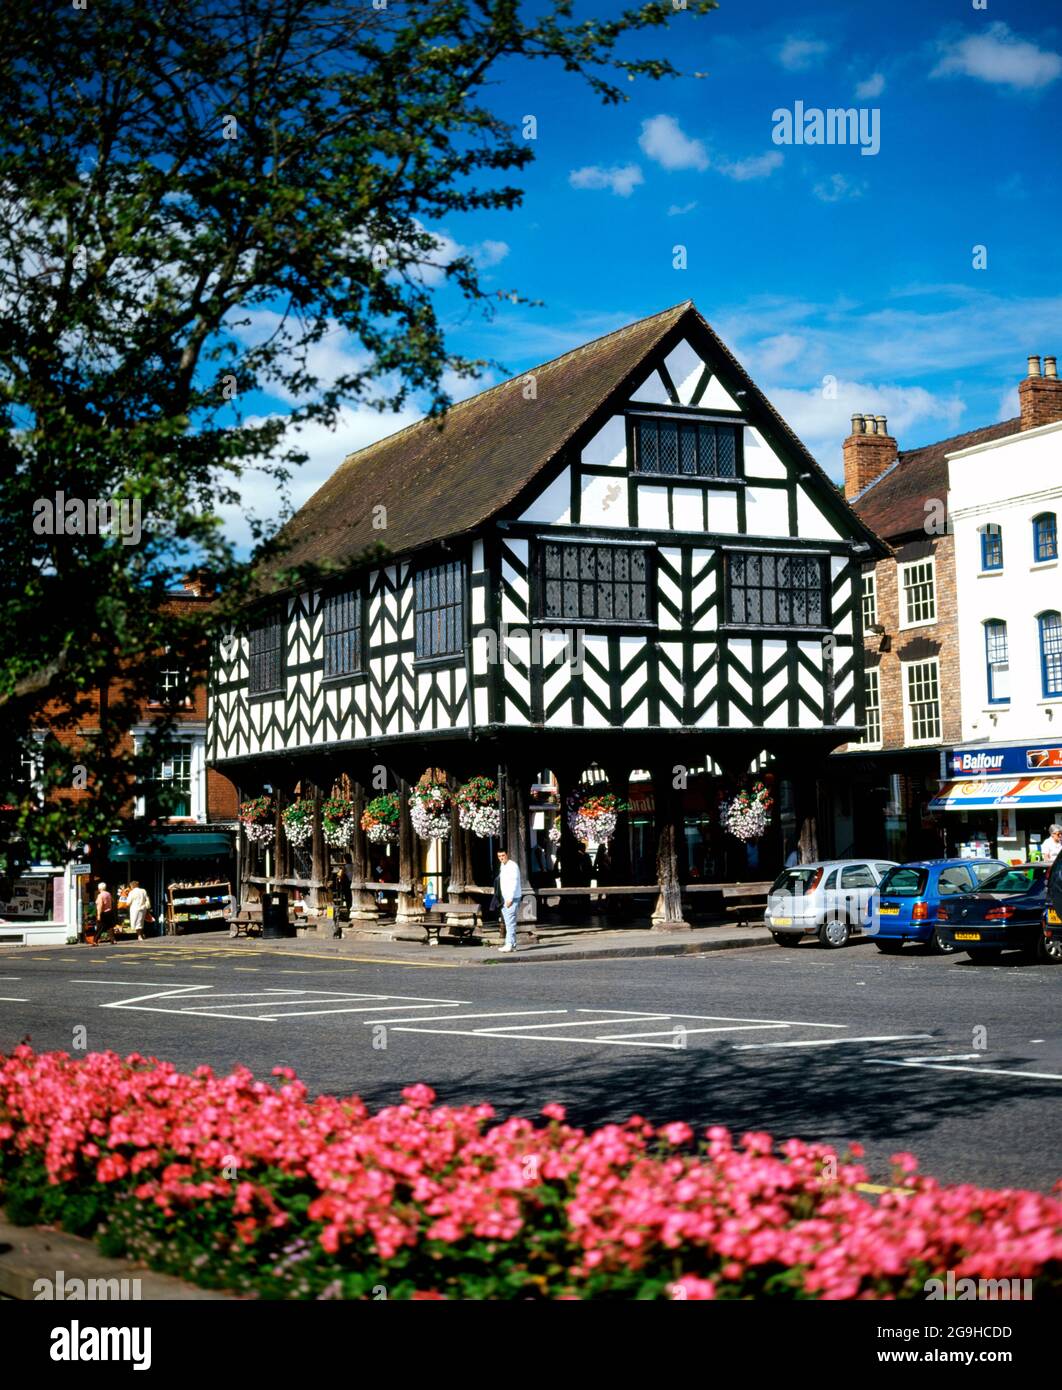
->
(854, 418), (1021, 540)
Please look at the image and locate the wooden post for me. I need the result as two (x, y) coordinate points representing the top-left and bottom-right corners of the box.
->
(555, 764), (581, 888)
(604, 760), (633, 917)
(445, 775), (477, 928)
(395, 776), (424, 925)
(651, 764), (691, 932)
(347, 780), (379, 925)
(501, 761), (537, 931)
(308, 783), (326, 916)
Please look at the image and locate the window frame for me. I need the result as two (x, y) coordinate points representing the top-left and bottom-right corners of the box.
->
(248, 610), (285, 697)
(321, 586), (365, 682)
(533, 538), (656, 629)
(629, 410), (745, 484)
(898, 556), (937, 629)
(983, 618), (1010, 706)
(902, 656), (943, 746)
(1033, 512), (1058, 565)
(980, 523), (1004, 573)
(861, 666), (882, 748)
(861, 569), (878, 633)
(719, 546), (831, 634)
(413, 558), (466, 665)
(1039, 610), (1062, 699)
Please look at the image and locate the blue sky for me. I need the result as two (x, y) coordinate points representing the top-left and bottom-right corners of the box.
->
(231, 0), (1062, 537)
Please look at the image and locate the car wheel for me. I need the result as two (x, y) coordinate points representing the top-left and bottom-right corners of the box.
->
(924, 927), (956, 956)
(1038, 933), (1062, 964)
(875, 940), (904, 955)
(968, 949), (1002, 965)
(819, 918), (850, 949)
(772, 933), (802, 948)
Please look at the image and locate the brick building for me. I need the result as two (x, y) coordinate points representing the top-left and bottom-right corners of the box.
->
(823, 356), (1062, 861)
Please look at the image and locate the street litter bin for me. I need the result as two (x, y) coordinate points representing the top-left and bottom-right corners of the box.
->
(261, 891), (292, 939)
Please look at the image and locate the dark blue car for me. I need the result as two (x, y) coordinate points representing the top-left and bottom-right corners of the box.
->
(936, 863), (1051, 963)
(871, 858), (1007, 955)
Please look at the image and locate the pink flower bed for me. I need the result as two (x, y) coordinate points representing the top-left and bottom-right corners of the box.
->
(0, 1045), (1059, 1300)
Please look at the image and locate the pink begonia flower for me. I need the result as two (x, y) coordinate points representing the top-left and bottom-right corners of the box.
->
(541, 1103), (566, 1122)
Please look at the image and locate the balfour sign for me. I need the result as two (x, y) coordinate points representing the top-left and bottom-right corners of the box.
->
(949, 745), (1062, 777)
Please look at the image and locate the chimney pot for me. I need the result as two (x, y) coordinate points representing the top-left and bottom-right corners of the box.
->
(1019, 354), (1062, 430)
(1045, 356), (1058, 380)
(875, 415), (888, 436)
(850, 414), (864, 435)
(842, 411), (898, 500)
(1027, 355), (1042, 378)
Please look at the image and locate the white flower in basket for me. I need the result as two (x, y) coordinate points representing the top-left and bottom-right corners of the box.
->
(410, 800), (451, 841)
(569, 810), (617, 844)
(243, 821), (275, 845)
(459, 803), (501, 839)
(721, 797), (770, 843)
(323, 818), (354, 848)
(548, 824), (562, 845)
(284, 817), (314, 848)
(365, 822), (398, 845)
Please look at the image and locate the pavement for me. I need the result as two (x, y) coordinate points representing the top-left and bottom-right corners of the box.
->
(0, 930), (1058, 1194)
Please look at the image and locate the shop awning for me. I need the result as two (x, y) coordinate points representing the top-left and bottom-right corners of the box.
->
(109, 832), (233, 862)
(930, 775), (1062, 810)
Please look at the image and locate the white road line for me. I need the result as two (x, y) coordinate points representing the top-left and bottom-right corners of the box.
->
(866, 1059), (1062, 1082)
(389, 1025), (681, 1049)
(0, 996), (29, 1002)
(577, 1008), (847, 1029)
(598, 1023), (792, 1040)
(733, 1033), (934, 1051)
(470, 1015), (666, 1032)
(361, 1009), (567, 1026)
(251, 1002), (468, 1020)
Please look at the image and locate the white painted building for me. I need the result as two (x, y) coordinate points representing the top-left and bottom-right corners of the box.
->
(940, 408), (1062, 860)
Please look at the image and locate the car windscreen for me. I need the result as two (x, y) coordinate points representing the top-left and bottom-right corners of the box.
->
(878, 866), (928, 898)
(978, 866), (1046, 894)
(770, 868), (820, 894)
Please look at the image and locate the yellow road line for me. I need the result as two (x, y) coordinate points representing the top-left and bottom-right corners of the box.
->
(855, 1182), (915, 1197)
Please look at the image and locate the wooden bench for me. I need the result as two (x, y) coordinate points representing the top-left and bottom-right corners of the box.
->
(229, 910), (262, 938)
(422, 900), (483, 946)
(720, 884), (770, 928)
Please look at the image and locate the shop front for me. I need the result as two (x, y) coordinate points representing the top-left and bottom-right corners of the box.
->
(930, 743), (1062, 863)
(0, 860), (93, 944)
(108, 829), (235, 934)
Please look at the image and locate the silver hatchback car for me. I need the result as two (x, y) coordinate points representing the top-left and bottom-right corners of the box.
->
(766, 859), (899, 949)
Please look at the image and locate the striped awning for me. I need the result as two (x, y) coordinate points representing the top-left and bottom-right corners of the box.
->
(930, 774), (1062, 810)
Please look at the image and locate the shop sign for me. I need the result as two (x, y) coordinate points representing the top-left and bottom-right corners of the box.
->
(949, 745), (1062, 778)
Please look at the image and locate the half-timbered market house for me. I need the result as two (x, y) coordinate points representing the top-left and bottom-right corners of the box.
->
(207, 302), (887, 936)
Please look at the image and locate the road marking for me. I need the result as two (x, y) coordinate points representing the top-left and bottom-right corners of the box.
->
(468, 1014), (667, 1032)
(388, 1025), (683, 1049)
(599, 1023), (792, 1041)
(733, 1033), (934, 1051)
(855, 1182), (915, 1197)
(577, 1008), (846, 1030)
(0, 996), (29, 1002)
(866, 1059), (1062, 1082)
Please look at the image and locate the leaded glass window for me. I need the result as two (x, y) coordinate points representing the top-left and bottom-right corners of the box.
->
(723, 551), (827, 628)
(540, 542), (651, 623)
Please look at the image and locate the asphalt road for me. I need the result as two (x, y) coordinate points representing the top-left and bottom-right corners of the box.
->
(0, 936), (1059, 1191)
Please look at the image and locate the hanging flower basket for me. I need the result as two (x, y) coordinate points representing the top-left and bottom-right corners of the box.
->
(720, 781), (774, 843)
(409, 770), (451, 841)
(240, 796), (275, 845)
(360, 793), (400, 845)
(322, 796), (355, 849)
(455, 775), (501, 839)
(567, 786), (627, 845)
(282, 799), (314, 848)
(548, 818), (562, 846)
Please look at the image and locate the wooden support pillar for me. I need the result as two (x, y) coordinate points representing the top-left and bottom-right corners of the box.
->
(555, 764), (580, 888)
(395, 776), (424, 924)
(651, 764), (691, 932)
(445, 775), (477, 927)
(347, 780), (379, 924)
(307, 783), (326, 914)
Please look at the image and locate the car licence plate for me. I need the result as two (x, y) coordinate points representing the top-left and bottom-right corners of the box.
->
(772, 917), (792, 926)
(954, 932), (981, 941)
(1049, 909), (1061, 925)
(878, 905), (899, 915)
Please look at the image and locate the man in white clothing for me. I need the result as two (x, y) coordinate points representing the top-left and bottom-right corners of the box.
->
(1042, 824), (1062, 868)
(496, 849), (521, 953)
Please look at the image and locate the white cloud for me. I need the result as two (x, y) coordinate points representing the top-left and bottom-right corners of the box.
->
(777, 37), (830, 72)
(756, 333), (806, 373)
(568, 163), (644, 197)
(472, 239), (510, 269)
(667, 201), (699, 217)
(638, 114), (709, 172)
(855, 71), (885, 99)
(717, 151), (783, 182)
(931, 23), (1061, 91)
(813, 173), (866, 203)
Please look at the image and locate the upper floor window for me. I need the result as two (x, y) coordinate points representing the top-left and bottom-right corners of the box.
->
(984, 619), (1009, 704)
(903, 657), (942, 745)
(861, 667), (881, 747)
(414, 561), (464, 660)
(980, 523), (1003, 572)
(151, 657), (191, 707)
(1040, 611), (1062, 698)
(861, 570), (878, 632)
(151, 739), (193, 818)
(899, 558), (936, 627)
(1033, 513), (1058, 564)
(322, 589), (362, 678)
(632, 415), (738, 479)
(723, 551), (828, 629)
(248, 613), (284, 695)
(539, 541), (651, 624)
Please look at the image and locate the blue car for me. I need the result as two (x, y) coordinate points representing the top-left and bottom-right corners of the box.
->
(872, 858), (1007, 955)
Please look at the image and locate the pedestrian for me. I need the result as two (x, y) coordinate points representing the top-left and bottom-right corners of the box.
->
(784, 838), (800, 868)
(126, 880), (151, 940)
(94, 881), (115, 945)
(1042, 824), (1062, 868)
(496, 848), (521, 953)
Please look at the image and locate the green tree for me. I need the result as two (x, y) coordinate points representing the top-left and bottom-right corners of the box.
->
(0, 0), (714, 870)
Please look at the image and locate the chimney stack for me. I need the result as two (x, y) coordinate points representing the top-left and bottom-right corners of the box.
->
(843, 412), (897, 499)
(1019, 352), (1062, 430)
